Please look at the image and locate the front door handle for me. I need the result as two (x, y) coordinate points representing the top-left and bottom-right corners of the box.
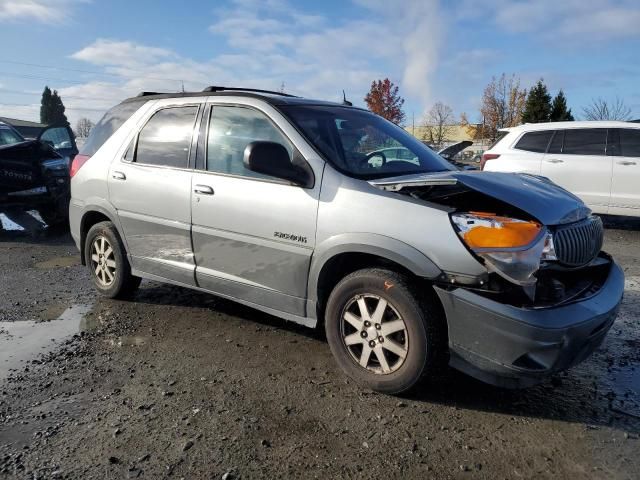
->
(546, 158), (564, 164)
(194, 184), (214, 195)
(112, 171), (126, 180)
(617, 160), (637, 166)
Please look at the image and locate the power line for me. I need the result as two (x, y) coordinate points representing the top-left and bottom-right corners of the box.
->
(0, 59), (186, 84)
(0, 87), (121, 103)
(0, 102), (107, 112)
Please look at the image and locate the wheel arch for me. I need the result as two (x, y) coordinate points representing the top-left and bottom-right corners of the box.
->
(78, 204), (123, 266)
(308, 234), (442, 323)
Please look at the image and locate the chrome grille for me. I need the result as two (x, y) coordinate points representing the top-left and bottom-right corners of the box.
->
(553, 216), (603, 267)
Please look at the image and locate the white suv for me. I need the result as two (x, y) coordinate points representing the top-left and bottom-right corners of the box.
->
(481, 121), (640, 217)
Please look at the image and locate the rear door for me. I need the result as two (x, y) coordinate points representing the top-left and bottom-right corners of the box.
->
(541, 128), (611, 213)
(190, 103), (320, 317)
(503, 130), (552, 174)
(108, 101), (201, 286)
(609, 128), (640, 214)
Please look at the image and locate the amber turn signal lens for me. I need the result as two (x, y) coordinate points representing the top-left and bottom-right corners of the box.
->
(463, 217), (541, 249)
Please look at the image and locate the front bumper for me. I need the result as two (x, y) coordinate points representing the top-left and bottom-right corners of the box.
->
(435, 259), (624, 388)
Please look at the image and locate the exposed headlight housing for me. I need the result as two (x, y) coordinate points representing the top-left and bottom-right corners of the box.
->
(451, 212), (548, 289)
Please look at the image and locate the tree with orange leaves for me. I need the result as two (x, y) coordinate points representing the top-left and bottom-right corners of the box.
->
(364, 78), (406, 126)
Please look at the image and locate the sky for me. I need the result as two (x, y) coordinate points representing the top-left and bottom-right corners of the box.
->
(0, 0), (639, 129)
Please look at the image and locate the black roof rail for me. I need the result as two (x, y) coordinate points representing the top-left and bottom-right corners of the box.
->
(201, 86), (298, 97)
(136, 91), (162, 97)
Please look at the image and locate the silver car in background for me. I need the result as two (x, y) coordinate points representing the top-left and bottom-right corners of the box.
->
(69, 87), (624, 393)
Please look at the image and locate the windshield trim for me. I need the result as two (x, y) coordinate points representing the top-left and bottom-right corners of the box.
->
(276, 105), (455, 180)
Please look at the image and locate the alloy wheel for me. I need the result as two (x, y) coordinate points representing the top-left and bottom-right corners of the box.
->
(340, 294), (408, 374)
(91, 235), (116, 287)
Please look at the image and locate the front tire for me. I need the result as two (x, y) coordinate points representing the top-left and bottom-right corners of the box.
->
(325, 268), (447, 394)
(84, 221), (141, 299)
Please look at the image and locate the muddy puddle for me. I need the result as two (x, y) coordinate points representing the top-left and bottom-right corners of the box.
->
(0, 304), (93, 383)
(34, 256), (80, 269)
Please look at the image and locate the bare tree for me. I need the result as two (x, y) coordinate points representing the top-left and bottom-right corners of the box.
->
(479, 74), (527, 141)
(75, 117), (95, 138)
(422, 102), (455, 149)
(581, 97), (632, 121)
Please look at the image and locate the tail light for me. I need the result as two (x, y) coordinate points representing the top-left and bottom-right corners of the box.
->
(70, 154), (90, 178)
(480, 153), (500, 170)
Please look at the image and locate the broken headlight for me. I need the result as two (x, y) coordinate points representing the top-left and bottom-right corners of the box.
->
(451, 212), (548, 288)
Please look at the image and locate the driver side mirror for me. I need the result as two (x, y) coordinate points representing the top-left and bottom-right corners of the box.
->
(243, 141), (313, 188)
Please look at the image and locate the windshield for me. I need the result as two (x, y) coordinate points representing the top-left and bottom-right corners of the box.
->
(0, 124), (25, 146)
(279, 105), (454, 179)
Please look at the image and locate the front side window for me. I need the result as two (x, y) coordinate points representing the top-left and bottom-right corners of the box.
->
(0, 125), (24, 146)
(40, 127), (73, 150)
(279, 105), (453, 179)
(514, 131), (553, 153)
(620, 128), (640, 157)
(206, 105), (293, 179)
(135, 106), (198, 168)
(562, 128), (607, 156)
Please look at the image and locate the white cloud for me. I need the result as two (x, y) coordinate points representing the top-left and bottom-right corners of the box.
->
(461, 0), (640, 42)
(0, 0), (86, 23)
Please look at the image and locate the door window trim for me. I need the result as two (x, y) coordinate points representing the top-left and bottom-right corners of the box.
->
(199, 102), (314, 188)
(123, 103), (202, 171)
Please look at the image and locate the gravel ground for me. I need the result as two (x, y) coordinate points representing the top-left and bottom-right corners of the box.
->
(0, 216), (639, 479)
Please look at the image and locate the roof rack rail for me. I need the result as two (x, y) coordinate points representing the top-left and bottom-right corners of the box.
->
(136, 91), (162, 97)
(201, 86), (297, 97)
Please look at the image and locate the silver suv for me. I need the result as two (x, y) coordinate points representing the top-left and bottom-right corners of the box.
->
(70, 87), (624, 393)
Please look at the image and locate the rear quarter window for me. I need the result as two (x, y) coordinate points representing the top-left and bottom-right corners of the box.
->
(514, 131), (553, 153)
(79, 101), (145, 156)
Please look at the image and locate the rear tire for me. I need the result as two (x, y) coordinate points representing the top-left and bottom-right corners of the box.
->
(325, 268), (447, 394)
(84, 221), (141, 299)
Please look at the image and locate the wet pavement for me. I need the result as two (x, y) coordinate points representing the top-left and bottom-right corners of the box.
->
(0, 213), (639, 479)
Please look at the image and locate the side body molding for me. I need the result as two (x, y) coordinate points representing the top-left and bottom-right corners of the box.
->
(306, 233), (442, 321)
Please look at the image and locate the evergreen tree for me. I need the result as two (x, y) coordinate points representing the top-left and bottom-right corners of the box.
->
(40, 86), (69, 126)
(40, 86), (53, 124)
(550, 90), (574, 121)
(522, 79), (552, 123)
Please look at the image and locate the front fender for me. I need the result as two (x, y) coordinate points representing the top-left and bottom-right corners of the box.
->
(307, 232), (442, 308)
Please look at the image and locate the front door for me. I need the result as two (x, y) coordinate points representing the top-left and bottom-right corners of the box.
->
(191, 104), (319, 317)
(541, 128), (612, 213)
(108, 103), (200, 286)
(610, 128), (640, 214)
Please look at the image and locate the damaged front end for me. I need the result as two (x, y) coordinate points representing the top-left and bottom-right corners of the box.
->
(371, 171), (610, 309)
(371, 170), (623, 388)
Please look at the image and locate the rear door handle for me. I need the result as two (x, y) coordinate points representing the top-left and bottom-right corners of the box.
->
(617, 160), (637, 166)
(546, 158), (564, 164)
(194, 184), (214, 195)
(112, 171), (126, 180)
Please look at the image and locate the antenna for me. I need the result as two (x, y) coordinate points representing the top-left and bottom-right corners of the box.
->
(342, 90), (353, 107)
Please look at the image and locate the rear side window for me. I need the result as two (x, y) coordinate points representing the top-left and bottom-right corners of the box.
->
(514, 131), (553, 153)
(135, 106), (198, 168)
(79, 101), (144, 156)
(620, 129), (640, 157)
(562, 129), (607, 155)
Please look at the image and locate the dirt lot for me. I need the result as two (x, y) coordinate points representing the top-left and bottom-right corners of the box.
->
(0, 217), (639, 479)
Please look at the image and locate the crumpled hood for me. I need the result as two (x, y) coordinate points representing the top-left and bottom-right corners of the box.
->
(370, 170), (591, 226)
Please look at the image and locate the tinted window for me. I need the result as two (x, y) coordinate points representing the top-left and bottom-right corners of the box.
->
(514, 131), (553, 153)
(135, 106), (198, 168)
(0, 125), (24, 146)
(206, 106), (293, 179)
(40, 127), (73, 150)
(548, 130), (564, 154)
(620, 129), (640, 157)
(80, 101), (144, 156)
(562, 129), (607, 155)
